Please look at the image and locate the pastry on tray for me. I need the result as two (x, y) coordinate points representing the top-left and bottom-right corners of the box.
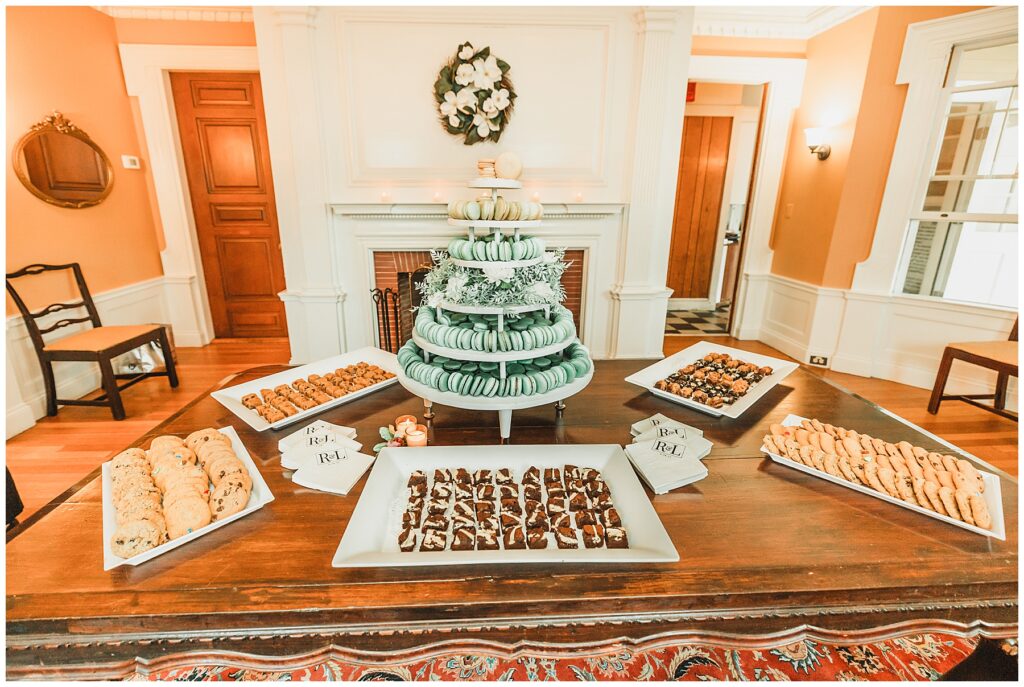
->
(108, 428), (254, 558)
(654, 351), (773, 408)
(762, 418), (992, 530)
(395, 465), (628, 552)
(240, 363), (395, 423)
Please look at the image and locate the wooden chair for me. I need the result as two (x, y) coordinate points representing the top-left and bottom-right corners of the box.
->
(6, 263), (179, 420)
(928, 319), (1018, 421)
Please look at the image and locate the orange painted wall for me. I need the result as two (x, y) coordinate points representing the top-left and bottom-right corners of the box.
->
(691, 35), (807, 59)
(113, 17), (255, 46)
(6, 6), (163, 314)
(769, 6), (980, 288)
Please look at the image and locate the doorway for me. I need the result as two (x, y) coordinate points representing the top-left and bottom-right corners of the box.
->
(169, 71), (288, 339)
(666, 81), (766, 337)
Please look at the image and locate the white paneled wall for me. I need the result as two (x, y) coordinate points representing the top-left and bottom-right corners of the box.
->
(6, 277), (169, 437)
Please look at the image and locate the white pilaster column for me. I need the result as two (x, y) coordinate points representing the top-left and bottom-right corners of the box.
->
(255, 7), (347, 363)
(610, 7), (693, 358)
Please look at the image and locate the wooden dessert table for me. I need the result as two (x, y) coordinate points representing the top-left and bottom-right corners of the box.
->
(6, 360), (1018, 679)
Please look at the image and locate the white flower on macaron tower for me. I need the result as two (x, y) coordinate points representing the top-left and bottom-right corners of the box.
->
(542, 251), (559, 264)
(427, 292), (444, 308)
(527, 282), (554, 302)
(445, 274), (469, 300)
(482, 266), (515, 284)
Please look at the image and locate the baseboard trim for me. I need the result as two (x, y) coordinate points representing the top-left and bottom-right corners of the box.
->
(668, 298), (714, 310)
(6, 402), (36, 439)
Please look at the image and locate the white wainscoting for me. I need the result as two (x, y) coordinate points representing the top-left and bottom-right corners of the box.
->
(744, 272), (1018, 408)
(6, 277), (170, 437)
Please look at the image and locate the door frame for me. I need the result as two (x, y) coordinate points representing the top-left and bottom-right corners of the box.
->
(685, 56), (806, 338)
(119, 44), (261, 347)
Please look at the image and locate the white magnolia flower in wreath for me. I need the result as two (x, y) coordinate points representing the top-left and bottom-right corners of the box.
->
(434, 42), (516, 145)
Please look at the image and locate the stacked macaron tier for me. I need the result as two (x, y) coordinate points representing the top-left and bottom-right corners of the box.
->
(415, 307), (575, 353)
(398, 340), (592, 397)
(447, 234), (544, 262)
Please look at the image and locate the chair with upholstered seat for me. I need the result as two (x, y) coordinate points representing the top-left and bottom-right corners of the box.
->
(6, 263), (179, 420)
(928, 320), (1018, 421)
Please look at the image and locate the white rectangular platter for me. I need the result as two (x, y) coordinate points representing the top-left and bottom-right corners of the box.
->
(625, 341), (799, 418)
(102, 426), (275, 570)
(211, 346), (400, 432)
(333, 444), (679, 567)
(762, 414), (1005, 540)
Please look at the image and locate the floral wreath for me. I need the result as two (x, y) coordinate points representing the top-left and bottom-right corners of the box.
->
(434, 42), (516, 145)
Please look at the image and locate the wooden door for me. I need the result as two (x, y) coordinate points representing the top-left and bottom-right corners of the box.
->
(666, 116), (732, 298)
(170, 72), (288, 338)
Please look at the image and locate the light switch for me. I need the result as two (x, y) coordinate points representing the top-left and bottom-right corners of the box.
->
(121, 155), (141, 170)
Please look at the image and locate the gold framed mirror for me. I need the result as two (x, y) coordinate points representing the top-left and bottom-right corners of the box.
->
(12, 112), (114, 209)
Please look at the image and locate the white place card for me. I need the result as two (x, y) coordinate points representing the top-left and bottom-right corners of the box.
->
(630, 413), (674, 437)
(623, 438), (709, 495)
(281, 434), (363, 470)
(633, 421), (704, 444)
(278, 420), (358, 453)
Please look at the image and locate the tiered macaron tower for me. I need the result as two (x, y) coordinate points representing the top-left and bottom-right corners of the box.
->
(395, 155), (594, 441)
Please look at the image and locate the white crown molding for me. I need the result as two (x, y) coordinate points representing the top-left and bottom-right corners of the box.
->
(693, 5), (870, 39)
(93, 6), (253, 23)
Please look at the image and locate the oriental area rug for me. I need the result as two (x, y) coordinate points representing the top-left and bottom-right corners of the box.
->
(127, 633), (985, 681)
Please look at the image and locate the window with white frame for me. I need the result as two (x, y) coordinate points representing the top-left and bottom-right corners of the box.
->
(898, 39), (1018, 307)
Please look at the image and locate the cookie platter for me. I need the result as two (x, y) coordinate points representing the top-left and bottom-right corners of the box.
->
(102, 426), (274, 570)
(625, 341), (798, 418)
(332, 444), (678, 567)
(762, 414), (1005, 540)
(211, 346), (400, 432)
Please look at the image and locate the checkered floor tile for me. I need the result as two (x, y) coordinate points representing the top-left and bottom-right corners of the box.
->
(665, 304), (730, 336)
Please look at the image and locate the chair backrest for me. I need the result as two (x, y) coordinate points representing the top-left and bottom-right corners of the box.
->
(5, 263), (102, 354)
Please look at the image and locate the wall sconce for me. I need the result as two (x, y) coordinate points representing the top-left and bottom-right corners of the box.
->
(804, 128), (831, 160)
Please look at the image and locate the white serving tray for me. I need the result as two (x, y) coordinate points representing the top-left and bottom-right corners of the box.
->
(102, 426), (275, 570)
(211, 346), (400, 432)
(467, 178), (522, 189)
(333, 444), (678, 567)
(763, 414), (1005, 540)
(625, 341), (798, 418)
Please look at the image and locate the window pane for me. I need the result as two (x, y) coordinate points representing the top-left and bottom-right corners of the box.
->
(901, 220), (1018, 307)
(931, 109), (1018, 177)
(952, 42), (1018, 88)
(949, 85), (1016, 110)
(923, 177), (1018, 214)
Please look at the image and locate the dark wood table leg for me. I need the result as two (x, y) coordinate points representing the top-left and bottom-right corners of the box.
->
(159, 329), (180, 388)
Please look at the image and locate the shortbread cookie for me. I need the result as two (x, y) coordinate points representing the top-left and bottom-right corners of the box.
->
(150, 435), (185, 452)
(164, 497), (212, 539)
(209, 479), (251, 521)
(111, 518), (166, 558)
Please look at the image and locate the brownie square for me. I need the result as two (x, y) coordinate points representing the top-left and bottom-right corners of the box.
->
(451, 527), (475, 551)
(586, 480), (609, 497)
(454, 482), (474, 500)
(602, 507), (622, 528)
(431, 483), (453, 499)
(524, 498), (543, 513)
(526, 527), (548, 549)
(474, 501), (496, 519)
(473, 469), (493, 485)
(550, 513), (572, 530)
(422, 513), (448, 530)
(523, 485), (542, 502)
(581, 523), (605, 549)
(547, 497), (566, 514)
(574, 510), (596, 527)
(582, 468), (603, 482)
(451, 514), (475, 530)
(420, 529), (447, 551)
(451, 500), (475, 520)
(476, 528), (500, 551)
(399, 526), (418, 552)
(408, 482), (427, 499)
(402, 509), (422, 528)
(563, 464), (581, 481)
(592, 493), (613, 510)
(498, 484), (520, 500)
(477, 515), (500, 531)
(427, 497), (450, 515)
(454, 468), (472, 484)
(408, 470), (427, 487)
(554, 526), (578, 549)
(522, 466), (541, 485)
(605, 526), (629, 549)
(502, 525), (526, 549)
(526, 509), (550, 531)
(569, 493), (589, 511)
(546, 486), (566, 500)
(495, 468), (515, 485)
(500, 498), (522, 515)
(433, 468), (453, 483)
(543, 468), (562, 484)
(499, 513), (521, 530)
(566, 479), (586, 493)
(475, 484), (496, 501)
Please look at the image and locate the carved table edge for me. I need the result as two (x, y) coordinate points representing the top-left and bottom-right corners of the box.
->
(4, 616), (1018, 680)
(7, 597), (1018, 651)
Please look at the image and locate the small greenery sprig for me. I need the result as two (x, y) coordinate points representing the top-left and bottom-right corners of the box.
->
(372, 424), (407, 454)
(418, 249), (568, 308)
(434, 42), (516, 145)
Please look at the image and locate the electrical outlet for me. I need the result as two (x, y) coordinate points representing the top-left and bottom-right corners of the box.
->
(121, 155), (141, 170)
(808, 355), (828, 366)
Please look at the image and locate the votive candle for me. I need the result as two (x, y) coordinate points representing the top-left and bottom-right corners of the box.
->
(405, 429), (427, 447)
(395, 415), (417, 434)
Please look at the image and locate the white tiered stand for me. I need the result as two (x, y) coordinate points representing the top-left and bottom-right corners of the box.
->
(394, 177), (592, 442)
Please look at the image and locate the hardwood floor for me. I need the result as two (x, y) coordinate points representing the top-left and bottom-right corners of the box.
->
(6, 339), (291, 523)
(664, 335), (1018, 476)
(7, 335), (1016, 525)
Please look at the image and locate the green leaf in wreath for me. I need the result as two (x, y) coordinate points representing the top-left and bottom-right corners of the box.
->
(465, 127), (481, 145)
(496, 58), (510, 72)
(478, 46), (490, 59)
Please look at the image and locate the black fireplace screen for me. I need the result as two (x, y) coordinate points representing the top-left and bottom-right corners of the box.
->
(371, 267), (429, 353)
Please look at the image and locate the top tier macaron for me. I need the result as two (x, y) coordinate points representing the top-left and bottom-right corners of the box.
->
(449, 195), (543, 223)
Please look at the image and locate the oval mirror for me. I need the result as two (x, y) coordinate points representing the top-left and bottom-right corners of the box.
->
(12, 112), (114, 209)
